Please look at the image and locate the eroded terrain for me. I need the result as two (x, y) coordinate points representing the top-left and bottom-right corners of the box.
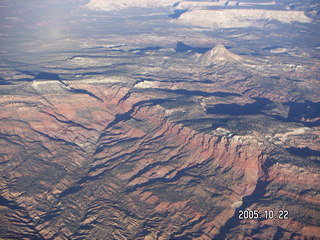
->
(0, 0), (319, 239)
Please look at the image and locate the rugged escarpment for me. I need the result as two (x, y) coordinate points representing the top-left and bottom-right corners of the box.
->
(0, 81), (262, 238)
(0, 70), (319, 239)
(1, 0), (319, 238)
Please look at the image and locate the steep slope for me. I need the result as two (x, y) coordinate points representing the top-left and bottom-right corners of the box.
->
(1, 0), (319, 238)
(0, 75), (319, 239)
(200, 44), (247, 66)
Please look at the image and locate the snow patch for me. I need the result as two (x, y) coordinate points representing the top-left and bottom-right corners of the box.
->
(86, 0), (177, 11)
(177, 9), (311, 29)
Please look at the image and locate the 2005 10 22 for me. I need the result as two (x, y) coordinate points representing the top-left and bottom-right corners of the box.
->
(238, 209), (289, 220)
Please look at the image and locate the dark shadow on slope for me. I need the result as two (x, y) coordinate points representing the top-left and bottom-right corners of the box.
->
(0, 77), (13, 85)
(11, 71), (61, 82)
(0, 195), (24, 210)
(175, 41), (211, 54)
(169, 9), (188, 19)
(286, 147), (320, 157)
(0, 196), (45, 239)
(59, 186), (83, 199)
(272, 101), (320, 127)
(68, 89), (103, 102)
(206, 98), (273, 115)
(35, 72), (61, 80)
(286, 101), (320, 126)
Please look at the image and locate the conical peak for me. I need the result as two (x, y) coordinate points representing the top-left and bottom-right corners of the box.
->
(201, 44), (245, 65)
(211, 43), (228, 55)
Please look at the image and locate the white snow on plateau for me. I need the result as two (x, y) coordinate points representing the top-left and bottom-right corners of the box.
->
(85, 0), (177, 11)
(85, 0), (313, 30)
(177, 9), (312, 29)
(175, 1), (277, 10)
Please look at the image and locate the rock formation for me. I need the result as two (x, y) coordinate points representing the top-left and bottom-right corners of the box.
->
(200, 44), (247, 66)
(0, 0), (319, 239)
(0, 67), (319, 239)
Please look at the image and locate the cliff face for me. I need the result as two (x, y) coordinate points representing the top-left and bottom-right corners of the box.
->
(0, 71), (319, 239)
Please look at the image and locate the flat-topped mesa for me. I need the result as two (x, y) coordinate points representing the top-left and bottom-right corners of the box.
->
(200, 43), (247, 66)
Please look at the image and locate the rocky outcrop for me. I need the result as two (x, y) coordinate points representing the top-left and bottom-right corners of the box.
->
(200, 44), (247, 66)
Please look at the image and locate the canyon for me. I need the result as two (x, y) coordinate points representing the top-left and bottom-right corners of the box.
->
(0, 0), (319, 239)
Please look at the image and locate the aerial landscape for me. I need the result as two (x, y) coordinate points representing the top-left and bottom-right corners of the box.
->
(0, 0), (319, 239)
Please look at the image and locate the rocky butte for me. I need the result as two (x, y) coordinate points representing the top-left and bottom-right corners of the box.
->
(0, 0), (319, 239)
(200, 44), (249, 66)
